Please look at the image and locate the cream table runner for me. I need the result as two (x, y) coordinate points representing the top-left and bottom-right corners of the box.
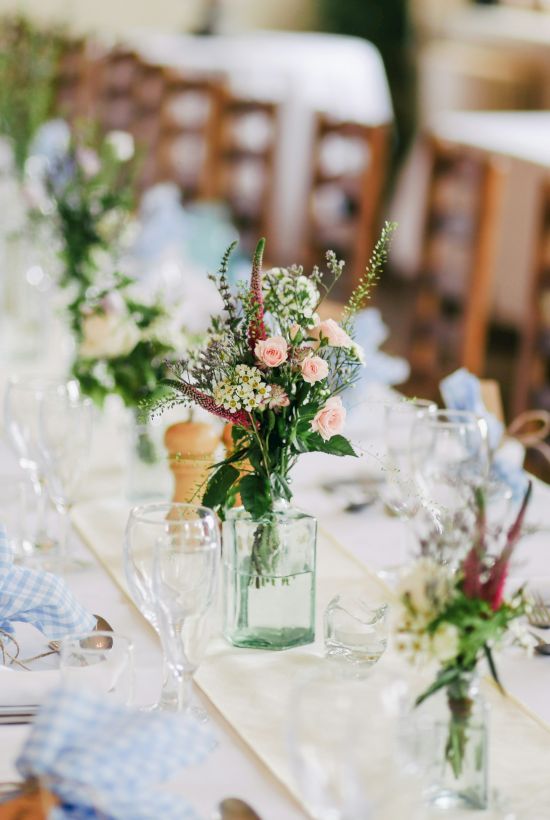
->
(72, 498), (550, 819)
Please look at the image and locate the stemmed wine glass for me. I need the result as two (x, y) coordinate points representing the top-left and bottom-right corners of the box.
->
(3, 376), (78, 557)
(125, 502), (220, 714)
(411, 409), (490, 563)
(378, 399), (437, 579)
(38, 389), (93, 571)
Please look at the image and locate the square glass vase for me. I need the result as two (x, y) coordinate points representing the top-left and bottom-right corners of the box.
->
(222, 505), (316, 651)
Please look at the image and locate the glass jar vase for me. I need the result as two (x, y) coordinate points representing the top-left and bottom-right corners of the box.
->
(423, 674), (489, 811)
(222, 504), (317, 650)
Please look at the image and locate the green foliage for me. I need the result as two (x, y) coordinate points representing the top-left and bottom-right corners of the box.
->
(0, 15), (64, 173)
(343, 220), (397, 324)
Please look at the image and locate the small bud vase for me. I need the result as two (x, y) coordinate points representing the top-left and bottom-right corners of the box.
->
(222, 502), (317, 651)
(422, 673), (489, 811)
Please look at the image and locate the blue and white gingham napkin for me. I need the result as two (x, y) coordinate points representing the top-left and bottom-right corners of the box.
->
(0, 525), (95, 640)
(440, 368), (528, 500)
(17, 686), (215, 820)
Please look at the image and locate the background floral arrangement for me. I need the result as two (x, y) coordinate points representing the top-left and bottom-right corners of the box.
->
(33, 125), (137, 308)
(151, 222), (396, 521)
(72, 277), (193, 410)
(395, 484), (532, 778)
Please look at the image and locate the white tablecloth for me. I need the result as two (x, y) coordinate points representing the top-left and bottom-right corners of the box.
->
(128, 30), (393, 263)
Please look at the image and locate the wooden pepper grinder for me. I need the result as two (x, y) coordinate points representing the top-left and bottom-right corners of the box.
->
(164, 421), (220, 505)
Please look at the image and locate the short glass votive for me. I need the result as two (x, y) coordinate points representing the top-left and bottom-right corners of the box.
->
(324, 595), (388, 677)
(59, 631), (134, 705)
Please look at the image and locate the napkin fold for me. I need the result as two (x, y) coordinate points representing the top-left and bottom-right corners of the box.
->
(17, 686), (215, 820)
(0, 525), (96, 641)
(354, 308), (410, 388)
(440, 367), (504, 450)
(440, 368), (528, 500)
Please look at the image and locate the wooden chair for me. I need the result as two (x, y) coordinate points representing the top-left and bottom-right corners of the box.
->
(406, 135), (506, 399)
(514, 179), (550, 415)
(92, 48), (141, 132)
(156, 68), (225, 201)
(130, 60), (167, 190)
(212, 93), (279, 252)
(54, 38), (95, 122)
(304, 115), (389, 297)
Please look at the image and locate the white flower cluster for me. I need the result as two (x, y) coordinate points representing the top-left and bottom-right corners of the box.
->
(213, 364), (271, 413)
(393, 558), (459, 665)
(263, 267), (319, 324)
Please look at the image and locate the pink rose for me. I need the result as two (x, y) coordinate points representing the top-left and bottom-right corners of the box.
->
(311, 318), (353, 349)
(301, 355), (329, 384)
(255, 335), (288, 368)
(310, 396), (346, 440)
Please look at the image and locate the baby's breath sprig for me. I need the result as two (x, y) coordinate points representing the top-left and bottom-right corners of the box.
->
(342, 220), (397, 327)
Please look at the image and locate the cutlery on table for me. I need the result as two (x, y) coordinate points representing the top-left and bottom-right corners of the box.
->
(529, 632), (550, 656)
(527, 593), (550, 630)
(48, 614), (114, 653)
(217, 797), (262, 820)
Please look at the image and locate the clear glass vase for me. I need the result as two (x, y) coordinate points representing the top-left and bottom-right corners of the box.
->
(126, 412), (171, 502)
(222, 504), (317, 650)
(424, 674), (489, 811)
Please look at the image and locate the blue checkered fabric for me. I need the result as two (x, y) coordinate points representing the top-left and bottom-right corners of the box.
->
(0, 525), (96, 641)
(17, 686), (215, 819)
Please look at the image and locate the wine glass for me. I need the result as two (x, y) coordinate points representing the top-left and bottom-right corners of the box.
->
(411, 409), (490, 561)
(125, 502), (219, 714)
(382, 399), (438, 518)
(376, 399), (437, 580)
(38, 389), (93, 571)
(153, 505), (219, 719)
(3, 376), (78, 556)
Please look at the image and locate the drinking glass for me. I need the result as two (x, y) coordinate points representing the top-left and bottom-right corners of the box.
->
(153, 506), (219, 718)
(411, 410), (490, 560)
(125, 503), (219, 713)
(324, 594), (388, 677)
(39, 390), (93, 571)
(3, 376), (78, 556)
(382, 399), (437, 518)
(59, 631), (134, 705)
(288, 668), (424, 820)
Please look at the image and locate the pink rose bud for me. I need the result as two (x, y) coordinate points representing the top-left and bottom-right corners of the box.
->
(301, 355), (329, 384)
(310, 395), (346, 440)
(254, 335), (288, 368)
(311, 318), (353, 349)
(289, 323), (302, 342)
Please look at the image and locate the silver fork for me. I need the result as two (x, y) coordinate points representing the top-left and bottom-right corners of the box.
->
(528, 592), (550, 629)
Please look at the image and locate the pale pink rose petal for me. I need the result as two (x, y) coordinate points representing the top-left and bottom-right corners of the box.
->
(310, 395), (346, 440)
(255, 335), (288, 368)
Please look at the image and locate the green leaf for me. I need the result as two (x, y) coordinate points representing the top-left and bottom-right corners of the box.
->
(483, 644), (504, 694)
(415, 667), (462, 707)
(307, 433), (357, 457)
(203, 464), (240, 510)
(239, 474), (271, 520)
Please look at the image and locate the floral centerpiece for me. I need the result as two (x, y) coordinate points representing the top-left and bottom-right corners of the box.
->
(36, 126), (136, 304)
(150, 224), (395, 649)
(395, 484), (532, 809)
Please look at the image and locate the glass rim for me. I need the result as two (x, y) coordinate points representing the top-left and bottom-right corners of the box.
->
(129, 501), (217, 525)
(419, 409), (485, 428)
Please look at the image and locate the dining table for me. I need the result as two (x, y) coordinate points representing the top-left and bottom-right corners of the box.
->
(1, 360), (550, 818)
